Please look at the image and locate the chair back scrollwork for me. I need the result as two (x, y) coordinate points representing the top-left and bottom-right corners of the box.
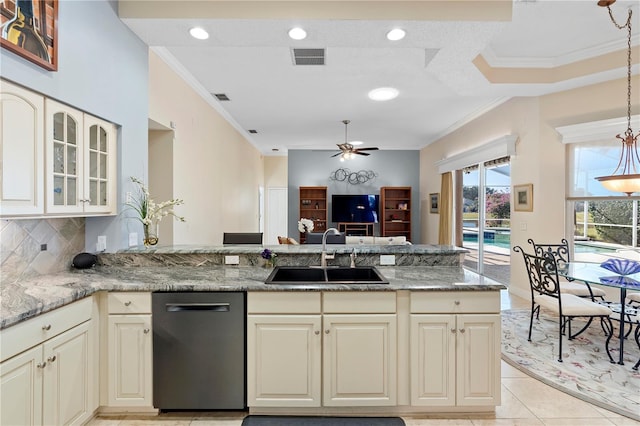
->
(514, 245), (561, 299)
(528, 238), (571, 269)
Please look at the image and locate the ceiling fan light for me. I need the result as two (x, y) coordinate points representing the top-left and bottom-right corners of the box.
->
(368, 87), (399, 101)
(288, 27), (307, 40)
(189, 27), (209, 40)
(386, 28), (406, 41)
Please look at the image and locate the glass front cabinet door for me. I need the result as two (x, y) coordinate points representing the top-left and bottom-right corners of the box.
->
(45, 99), (116, 215)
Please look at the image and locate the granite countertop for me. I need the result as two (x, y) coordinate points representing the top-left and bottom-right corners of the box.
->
(1, 264), (503, 330)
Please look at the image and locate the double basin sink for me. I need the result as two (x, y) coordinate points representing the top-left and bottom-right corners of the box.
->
(265, 266), (389, 285)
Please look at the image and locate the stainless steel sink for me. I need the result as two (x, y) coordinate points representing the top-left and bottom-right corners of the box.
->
(265, 266), (388, 285)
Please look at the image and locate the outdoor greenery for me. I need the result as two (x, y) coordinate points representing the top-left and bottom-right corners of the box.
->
(587, 200), (633, 245)
(463, 186), (510, 229)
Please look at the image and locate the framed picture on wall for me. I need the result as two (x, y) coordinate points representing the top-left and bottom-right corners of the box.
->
(429, 193), (440, 214)
(0, 0), (58, 71)
(513, 184), (533, 212)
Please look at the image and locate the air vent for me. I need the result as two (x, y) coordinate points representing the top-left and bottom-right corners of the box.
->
(248, 129), (258, 134)
(292, 48), (325, 66)
(213, 93), (230, 101)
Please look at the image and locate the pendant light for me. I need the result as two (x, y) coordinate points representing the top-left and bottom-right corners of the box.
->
(595, 0), (640, 196)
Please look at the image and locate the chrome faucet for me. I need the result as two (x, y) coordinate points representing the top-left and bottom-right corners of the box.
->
(350, 247), (357, 268)
(321, 228), (340, 268)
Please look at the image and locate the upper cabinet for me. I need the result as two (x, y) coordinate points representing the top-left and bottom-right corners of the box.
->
(45, 100), (116, 215)
(0, 79), (117, 218)
(0, 81), (45, 216)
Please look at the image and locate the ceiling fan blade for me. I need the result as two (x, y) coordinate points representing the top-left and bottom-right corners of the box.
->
(354, 152), (370, 156)
(356, 147), (379, 151)
(331, 152), (343, 157)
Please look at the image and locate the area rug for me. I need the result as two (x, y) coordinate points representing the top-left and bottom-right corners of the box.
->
(501, 309), (640, 421)
(242, 416), (405, 425)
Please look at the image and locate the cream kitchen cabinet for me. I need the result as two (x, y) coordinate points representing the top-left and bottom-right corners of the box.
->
(0, 297), (97, 425)
(106, 292), (153, 409)
(410, 292), (501, 407)
(45, 99), (117, 215)
(0, 80), (45, 216)
(247, 291), (397, 408)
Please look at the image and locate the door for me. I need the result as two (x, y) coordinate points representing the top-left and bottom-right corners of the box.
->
(42, 321), (92, 425)
(322, 314), (397, 406)
(83, 115), (116, 213)
(0, 81), (44, 216)
(410, 314), (456, 406)
(456, 314), (501, 406)
(0, 345), (43, 426)
(266, 187), (288, 245)
(108, 315), (153, 407)
(247, 315), (322, 407)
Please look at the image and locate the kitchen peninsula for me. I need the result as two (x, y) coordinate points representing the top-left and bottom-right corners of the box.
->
(1, 244), (505, 424)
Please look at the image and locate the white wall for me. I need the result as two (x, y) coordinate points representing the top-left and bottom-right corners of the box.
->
(148, 51), (264, 245)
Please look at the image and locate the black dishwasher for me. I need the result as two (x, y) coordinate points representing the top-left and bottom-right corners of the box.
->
(152, 292), (246, 410)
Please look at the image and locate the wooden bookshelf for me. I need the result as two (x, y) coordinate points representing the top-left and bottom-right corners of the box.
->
(380, 186), (411, 241)
(299, 186), (327, 243)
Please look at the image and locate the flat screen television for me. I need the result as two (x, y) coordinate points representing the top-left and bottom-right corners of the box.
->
(332, 194), (379, 223)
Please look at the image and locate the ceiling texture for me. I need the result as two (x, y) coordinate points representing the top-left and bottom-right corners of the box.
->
(119, 0), (640, 156)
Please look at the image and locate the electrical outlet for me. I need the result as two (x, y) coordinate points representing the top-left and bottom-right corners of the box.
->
(225, 255), (240, 265)
(97, 235), (107, 252)
(520, 222), (527, 231)
(380, 255), (396, 266)
(128, 232), (138, 247)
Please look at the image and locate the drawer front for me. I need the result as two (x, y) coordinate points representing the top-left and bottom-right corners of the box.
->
(108, 292), (151, 314)
(323, 292), (396, 314)
(1, 297), (92, 362)
(410, 291), (499, 314)
(248, 292), (321, 314)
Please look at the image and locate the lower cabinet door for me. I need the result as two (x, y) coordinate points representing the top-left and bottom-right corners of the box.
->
(456, 314), (501, 406)
(410, 314), (456, 406)
(247, 315), (322, 407)
(42, 321), (93, 426)
(0, 345), (43, 426)
(322, 314), (397, 406)
(108, 315), (153, 407)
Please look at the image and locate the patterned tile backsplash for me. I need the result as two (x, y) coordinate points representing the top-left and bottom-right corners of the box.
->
(1, 218), (85, 284)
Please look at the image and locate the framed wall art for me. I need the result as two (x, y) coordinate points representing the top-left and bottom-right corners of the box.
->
(0, 0), (58, 71)
(513, 184), (533, 212)
(429, 193), (440, 214)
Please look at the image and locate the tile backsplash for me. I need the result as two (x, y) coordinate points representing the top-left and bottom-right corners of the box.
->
(1, 218), (85, 283)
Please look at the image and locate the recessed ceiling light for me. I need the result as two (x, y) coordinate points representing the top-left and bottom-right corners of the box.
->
(189, 27), (209, 40)
(350, 141), (364, 146)
(368, 87), (399, 101)
(288, 27), (307, 40)
(386, 28), (406, 41)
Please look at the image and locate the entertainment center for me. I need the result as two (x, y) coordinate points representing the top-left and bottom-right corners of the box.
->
(299, 186), (412, 242)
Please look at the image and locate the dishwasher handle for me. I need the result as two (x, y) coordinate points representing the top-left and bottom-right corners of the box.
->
(165, 303), (231, 312)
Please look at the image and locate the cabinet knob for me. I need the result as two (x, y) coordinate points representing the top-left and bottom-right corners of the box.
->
(42, 324), (52, 331)
(124, 301), (132, 306)
(143, 328), (150, 334)
(325, 330), (330, 334)
(459, 328), (465, 333)
(314, 330), (320, 335)
(47, 355), (57, 363)
(454, 301), (461, 306)
(36, 362), (47, 369)
(450, 328), (456, 333)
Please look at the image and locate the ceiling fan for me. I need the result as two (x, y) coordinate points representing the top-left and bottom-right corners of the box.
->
(331, 120), (379, 161)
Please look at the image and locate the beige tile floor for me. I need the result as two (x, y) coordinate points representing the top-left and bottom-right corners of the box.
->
(88, 291), (640, 426)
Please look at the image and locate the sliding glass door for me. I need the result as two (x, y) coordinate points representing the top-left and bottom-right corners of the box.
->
(461, 158), (511, 284)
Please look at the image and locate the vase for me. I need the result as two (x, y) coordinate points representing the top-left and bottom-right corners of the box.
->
(143, 223), (159, 247)
(264, 259), (276, 268)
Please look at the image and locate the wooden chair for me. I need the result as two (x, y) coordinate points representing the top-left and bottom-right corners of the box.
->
(528, 238), (607, 301)
(513, 246), (614, 362)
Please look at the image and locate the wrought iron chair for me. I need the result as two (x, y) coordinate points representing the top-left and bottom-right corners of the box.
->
(633, 314), (640, 370)
(514, 246), (614, 362)
(528, 238), (607, 301)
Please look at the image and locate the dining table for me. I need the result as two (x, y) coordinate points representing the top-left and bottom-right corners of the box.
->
(556, 261), (640, 365)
